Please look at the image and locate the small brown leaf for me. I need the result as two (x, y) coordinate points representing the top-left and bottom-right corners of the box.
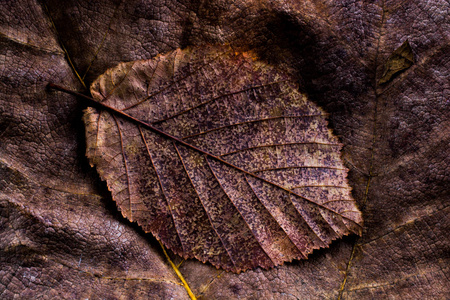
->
(83, 45), (363, 273)
(378, 40), (415, 84)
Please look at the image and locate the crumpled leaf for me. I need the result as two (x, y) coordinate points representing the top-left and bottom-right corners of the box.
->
(378, 40), (415, 84)
(1, 0), (448, 298)
(83, 46), (363, 272)
(0, 162), (188, 299)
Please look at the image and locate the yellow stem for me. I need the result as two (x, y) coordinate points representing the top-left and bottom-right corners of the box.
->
(159, 241), (197, 300)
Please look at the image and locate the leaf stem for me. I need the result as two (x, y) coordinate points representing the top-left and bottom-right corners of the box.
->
(159, 241), (197, 300)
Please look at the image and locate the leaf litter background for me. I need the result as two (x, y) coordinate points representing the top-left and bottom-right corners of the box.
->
(0, 0), (449, 299)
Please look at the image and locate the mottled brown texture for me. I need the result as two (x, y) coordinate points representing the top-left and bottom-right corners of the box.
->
(0, 159), (188, 299)
(1, 0), (449, 298)
(83, 46), (363, 272)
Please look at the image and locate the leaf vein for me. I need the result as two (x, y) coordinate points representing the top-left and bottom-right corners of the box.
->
(173, 143), (238, 271)
(113, 115), (132, 221)
(243, 175), (307, 259)
(138, 126), (186, 256)
(219, 142), (342, 157)
(205, 157), (275, 267)
(182, 114), (325, 140)
(122, 49), (234, 111)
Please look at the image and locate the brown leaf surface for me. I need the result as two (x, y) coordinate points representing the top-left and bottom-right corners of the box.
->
(83, 46), (362, 273)
(378, 40), (415, 84)
(1, 0), (449, 299)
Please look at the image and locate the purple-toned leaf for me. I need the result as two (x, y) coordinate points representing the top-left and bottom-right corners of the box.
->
(83, 46), (363, 272)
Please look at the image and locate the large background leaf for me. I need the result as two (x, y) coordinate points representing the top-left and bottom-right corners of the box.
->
(1, 0), (448, 299)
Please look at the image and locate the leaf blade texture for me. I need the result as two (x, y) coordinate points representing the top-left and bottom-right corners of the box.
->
(83, 46), (363, 272)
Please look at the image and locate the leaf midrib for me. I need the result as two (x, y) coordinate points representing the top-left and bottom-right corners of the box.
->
(49, 83), (361, 228)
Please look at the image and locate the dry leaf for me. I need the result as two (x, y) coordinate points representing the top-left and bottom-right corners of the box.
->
(378, 40), (415, 84)
(83, 46), (363, 272)
(2, 0), (448, 298)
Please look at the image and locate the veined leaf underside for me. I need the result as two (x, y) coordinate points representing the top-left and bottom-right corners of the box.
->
(83, 45), (363, 272)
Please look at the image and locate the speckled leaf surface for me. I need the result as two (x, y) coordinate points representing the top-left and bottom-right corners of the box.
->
(1, 0), (449, 299)
(83, 46), (362, 273)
